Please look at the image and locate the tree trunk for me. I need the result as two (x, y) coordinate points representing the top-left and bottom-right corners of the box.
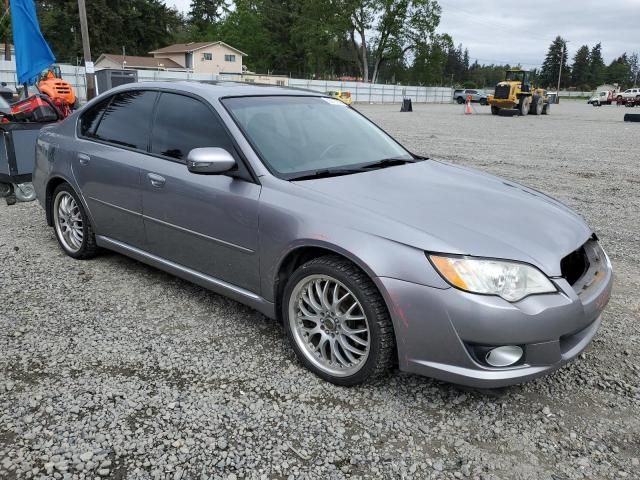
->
(358, 27), (368, 82)
(371, 57), (382, 84)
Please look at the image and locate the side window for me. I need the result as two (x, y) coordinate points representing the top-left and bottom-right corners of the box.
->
(150, 93), (235, 160)
(79, 97), (111, 138)
(94, 90), (158, 150)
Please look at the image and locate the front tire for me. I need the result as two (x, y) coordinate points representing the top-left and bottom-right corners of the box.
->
(52, 183), (98, 259)
(282, 256), (395, 386)
(491, 106), (500, 115)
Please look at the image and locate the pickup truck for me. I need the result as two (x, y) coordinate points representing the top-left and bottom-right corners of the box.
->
(617, 88), (640, 104)
(453, 89), (488, 105)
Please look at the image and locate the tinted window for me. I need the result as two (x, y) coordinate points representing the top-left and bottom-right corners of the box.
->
(151, 93), (234, 160)
(94, 90), (158, 150)
(79, 97), (111, 137)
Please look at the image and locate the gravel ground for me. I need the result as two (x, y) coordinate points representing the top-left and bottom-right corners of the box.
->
(1, 100), (639, 480)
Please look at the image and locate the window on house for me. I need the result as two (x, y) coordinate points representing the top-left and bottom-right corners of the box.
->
(202, 52), (212, 61)
(225, 54), (236, 62)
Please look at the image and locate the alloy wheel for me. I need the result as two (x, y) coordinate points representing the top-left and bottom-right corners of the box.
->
(53, 191), (84, 253)
(289, 274), (370, 377)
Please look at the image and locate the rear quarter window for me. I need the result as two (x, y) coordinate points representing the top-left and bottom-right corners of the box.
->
(79, 97), (111, 138)
(93, 90), (158, 150)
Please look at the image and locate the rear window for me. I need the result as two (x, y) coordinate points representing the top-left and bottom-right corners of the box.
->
(93, 90), (158, 150)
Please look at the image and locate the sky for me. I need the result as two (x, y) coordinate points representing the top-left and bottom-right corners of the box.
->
(163, 0), (640, 67)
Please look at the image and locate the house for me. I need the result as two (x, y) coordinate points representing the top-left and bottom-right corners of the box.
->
(149, 42), (246, 75)
(95, 54), (185, 71)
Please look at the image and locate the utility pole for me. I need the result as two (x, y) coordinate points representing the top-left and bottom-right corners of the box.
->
(78, 0), (95, 100)
(556, 41), (565, 100)
(3, 0), (10, 60)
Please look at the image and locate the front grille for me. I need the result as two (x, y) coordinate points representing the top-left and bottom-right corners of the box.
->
(494, 84), (510, 99)
(561, 245), (590, 285)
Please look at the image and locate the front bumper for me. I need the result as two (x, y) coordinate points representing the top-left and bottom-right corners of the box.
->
(376, 248), (613, 388)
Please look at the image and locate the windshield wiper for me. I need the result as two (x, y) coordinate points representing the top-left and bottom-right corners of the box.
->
(288, 168), (363, 181)
(360, 157), (425, 170)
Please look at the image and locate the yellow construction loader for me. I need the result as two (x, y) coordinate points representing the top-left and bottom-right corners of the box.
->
(487, 69), (550, 116)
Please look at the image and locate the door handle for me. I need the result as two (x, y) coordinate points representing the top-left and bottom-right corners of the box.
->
(147, 172), (166, 188)
(78, 153), (90, 166)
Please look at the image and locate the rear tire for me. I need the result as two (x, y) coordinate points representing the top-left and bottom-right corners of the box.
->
(530, 95), (543, 115)
(491, 106), (500, 115)
(518, 96), (530, 116)
(282, 255), (395, 386)
(51, 183), (98, 259)
(479, 98), (488, 106)
(542, 101), (550, 115)
(456, 96), (464, 104)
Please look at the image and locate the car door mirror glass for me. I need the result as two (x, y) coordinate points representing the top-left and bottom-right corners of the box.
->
(187, 147), (236, 174)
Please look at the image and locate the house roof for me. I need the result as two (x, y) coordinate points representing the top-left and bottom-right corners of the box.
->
(149, 41), (247, 56)
(96, 54), (184, 70)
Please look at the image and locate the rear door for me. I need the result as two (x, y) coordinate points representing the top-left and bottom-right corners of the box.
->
(140, 92), (261, 292)
(73, 90), (158, 247)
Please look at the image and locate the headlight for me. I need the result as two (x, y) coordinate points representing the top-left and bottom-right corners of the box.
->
(429, 254), (556, 302)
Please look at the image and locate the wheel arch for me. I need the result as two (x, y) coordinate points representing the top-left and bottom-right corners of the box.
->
(45, 175), (94, 228)
(273, 243), (383, 321)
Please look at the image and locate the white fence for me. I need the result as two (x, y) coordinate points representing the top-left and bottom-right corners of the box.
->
(0, 60), (593, 104)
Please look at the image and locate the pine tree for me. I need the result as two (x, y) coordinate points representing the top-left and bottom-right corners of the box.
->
(588, 43), (606, 87)
(606, 54), (631, 86)
(571, 45), (591, 89)
(539, 36), (570, 89)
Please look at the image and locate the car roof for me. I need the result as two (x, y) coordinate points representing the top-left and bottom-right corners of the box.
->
(107, 80), (322, 101)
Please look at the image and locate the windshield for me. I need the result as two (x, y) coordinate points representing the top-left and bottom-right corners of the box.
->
(505, 71), (525, 82)
(222, 96), (413, 177)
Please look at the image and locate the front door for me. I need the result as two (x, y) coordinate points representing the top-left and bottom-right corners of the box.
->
(140, 92), (261, 293)
(73, 90), (158, 248)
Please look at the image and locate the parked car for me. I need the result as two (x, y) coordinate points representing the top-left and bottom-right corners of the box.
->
(453, 89), (488, 105)
(33, 82), (612, 388)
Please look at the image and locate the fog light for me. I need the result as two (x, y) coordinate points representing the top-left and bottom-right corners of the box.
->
(485, 346), (523, 367)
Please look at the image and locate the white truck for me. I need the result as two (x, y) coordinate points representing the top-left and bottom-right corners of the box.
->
(588, 87), (639, 106)
(618, 87), (640, 105)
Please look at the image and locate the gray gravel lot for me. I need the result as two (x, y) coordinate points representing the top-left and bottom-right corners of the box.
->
(1, 101), (639, 480)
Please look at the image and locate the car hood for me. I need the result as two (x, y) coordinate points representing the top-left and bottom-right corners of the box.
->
(294, 160), (592, 276)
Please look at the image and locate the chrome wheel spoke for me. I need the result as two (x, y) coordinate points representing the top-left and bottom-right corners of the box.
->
(341, 324), (368, 335)
(345, 332), (368, 347)
(330, 338), (349, 367)
(336, 336), (359, 363)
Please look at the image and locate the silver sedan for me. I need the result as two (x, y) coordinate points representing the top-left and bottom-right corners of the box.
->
(33, 82), (613, 387)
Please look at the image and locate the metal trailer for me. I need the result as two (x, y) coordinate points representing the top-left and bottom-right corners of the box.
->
(0, 123), (49, 205)
(96, 69), (138, 95)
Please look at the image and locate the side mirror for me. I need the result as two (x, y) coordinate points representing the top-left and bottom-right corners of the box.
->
(187, 147), (236, 174)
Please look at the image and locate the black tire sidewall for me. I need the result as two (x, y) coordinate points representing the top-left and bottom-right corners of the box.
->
(282, 259), (389, 386)
(52, 183), (95, 259)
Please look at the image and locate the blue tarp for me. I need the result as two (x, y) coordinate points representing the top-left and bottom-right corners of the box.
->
(10, 0), (55, 85)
